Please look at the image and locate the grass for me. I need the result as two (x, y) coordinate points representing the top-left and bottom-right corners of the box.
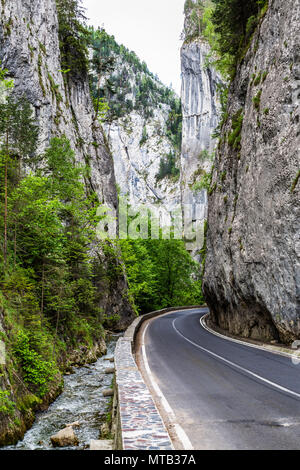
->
(253, 90), (262, 110)
(228, 109), (244, 150)
(291, 170), (300, 193)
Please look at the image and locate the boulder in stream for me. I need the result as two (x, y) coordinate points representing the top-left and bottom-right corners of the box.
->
(50, 426), (79, 447)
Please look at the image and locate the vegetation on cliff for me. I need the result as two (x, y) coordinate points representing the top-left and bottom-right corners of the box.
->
(88, 25), (182, 181)
(184, 0), (269, 79)
(0, 72), (110, 401)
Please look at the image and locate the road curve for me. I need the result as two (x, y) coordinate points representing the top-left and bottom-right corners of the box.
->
(140, 308), (300, 450)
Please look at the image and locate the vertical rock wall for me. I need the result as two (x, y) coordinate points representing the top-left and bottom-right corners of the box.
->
(0, 0), (116, 207)
(180, 38), (221, 253)
(203, 0), (300, 343)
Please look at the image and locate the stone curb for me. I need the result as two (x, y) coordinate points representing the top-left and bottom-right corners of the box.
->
(114, 305), (205, 450)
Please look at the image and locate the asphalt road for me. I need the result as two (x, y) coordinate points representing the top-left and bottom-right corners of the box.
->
(143, 308), (300, 450)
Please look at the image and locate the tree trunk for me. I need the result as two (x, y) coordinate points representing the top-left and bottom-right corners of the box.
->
(41, 259), (45, 324)
(13, 220), (16, 268)
(4, 155), (8, 265)
(52, 309), (60, 361)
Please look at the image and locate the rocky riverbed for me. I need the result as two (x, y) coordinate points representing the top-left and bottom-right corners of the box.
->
(2, 336), (119, 451)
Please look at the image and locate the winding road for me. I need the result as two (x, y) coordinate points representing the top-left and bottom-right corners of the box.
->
(138, 308), (300, 450)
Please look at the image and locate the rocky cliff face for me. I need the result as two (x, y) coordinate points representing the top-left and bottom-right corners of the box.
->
(90, 37), (183, 218)
(180, 38), (221, 253)
(203, 0), (300, 343)
(104, 106), (180, 216)
(0, 0), (134, 328)
(0, 0), (116, 207)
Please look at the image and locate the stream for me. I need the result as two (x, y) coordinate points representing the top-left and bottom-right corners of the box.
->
(3, 335), (119, 450)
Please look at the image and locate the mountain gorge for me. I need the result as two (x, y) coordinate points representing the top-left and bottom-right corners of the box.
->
(0, 0), (299, 450)
(0, 0), (210, 445)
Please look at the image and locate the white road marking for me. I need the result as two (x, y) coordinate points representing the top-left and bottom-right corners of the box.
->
(142, 323), (194, 450)
(172, 318), (300, 401)
(200, 313), (298, 361)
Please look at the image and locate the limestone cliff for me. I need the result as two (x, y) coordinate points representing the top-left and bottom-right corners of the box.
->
(0, 0), (134, 328)
(180, 38), (221, 254)
(89, 31), (182, 218)
(104, 108), (181, 216)
(203, 0), (300, 343)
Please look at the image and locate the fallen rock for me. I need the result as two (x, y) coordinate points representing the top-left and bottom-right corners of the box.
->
(66, 421), (80, 428)
(102, 389), (114, 397)
(105, 367), (115, 374)
(50, 427), (79, 447)
(90, 439), (113, 450)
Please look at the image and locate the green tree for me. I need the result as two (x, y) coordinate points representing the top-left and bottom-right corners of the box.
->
(56, 0), (89, 78)
(9, 175), (65, 319)
(90, 28), (116, 121)
(185, 0), (205, 39)
(156, 152), (180, 181)
(120, 237), (203, 313)
(211, 0), (259, 57)
(0, 95), (38, 264)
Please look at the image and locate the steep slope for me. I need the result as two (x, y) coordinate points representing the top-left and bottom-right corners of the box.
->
(203, 0), (300, 343)
(0, 0), (134, 445)
(0, 0), (134, 327)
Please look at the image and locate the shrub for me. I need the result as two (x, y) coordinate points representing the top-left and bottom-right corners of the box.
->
(13, 331), (58, 397)
(0, 390), (15, 415)
(228, 109), (244, 150)
(253, 90), (262, 110)
(192, 172), (212, 192)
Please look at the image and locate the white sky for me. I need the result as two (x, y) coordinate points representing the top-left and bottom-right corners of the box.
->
(83, 0), (185, 95)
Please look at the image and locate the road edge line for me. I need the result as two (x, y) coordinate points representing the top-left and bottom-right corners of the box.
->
(172, 318), (300, 400)
(141, 322), (194, 450)
(200, 314), (300, 361)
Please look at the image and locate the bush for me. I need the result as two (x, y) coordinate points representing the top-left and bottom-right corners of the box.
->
(13, 331), (58, 397)
(192, 172), (212, 192)
(156, 153), (180, 181)
(0, 390), (15, 415)
(228, 109), (244, 149)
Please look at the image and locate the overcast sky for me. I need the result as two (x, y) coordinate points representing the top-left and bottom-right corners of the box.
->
(83, 0), (185, 95)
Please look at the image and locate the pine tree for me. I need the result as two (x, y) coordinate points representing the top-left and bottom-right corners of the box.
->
(56, 0), (89, 78)
(212, 0), (260, 57)
(0, 95), (38, 264)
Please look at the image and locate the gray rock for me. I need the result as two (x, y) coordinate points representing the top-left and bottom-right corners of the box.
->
(66, 421), (80, 428)
(180, 38), (222, 254)
(203, 0), (300, 343)
(90, 439), (113, 450)
(51, 427), (79, 447)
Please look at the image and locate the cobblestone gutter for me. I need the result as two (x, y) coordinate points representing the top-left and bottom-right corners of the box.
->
(113, 306), (204, 450)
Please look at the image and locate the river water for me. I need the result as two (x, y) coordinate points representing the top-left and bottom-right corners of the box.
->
(3, 335), (119, 450)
